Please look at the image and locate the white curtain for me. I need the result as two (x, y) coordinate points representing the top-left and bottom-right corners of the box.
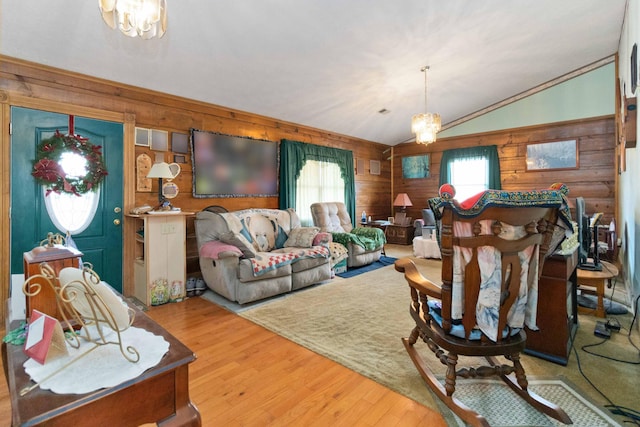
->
(296, 160), (345, 226)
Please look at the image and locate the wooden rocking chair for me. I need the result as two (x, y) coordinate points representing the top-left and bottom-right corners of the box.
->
(396, 184), (573, 427)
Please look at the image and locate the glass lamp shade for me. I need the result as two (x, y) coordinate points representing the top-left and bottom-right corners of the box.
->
(147, 162), (174, 179)
(411, 112), (441, 145)
(99, 0), (167, 39)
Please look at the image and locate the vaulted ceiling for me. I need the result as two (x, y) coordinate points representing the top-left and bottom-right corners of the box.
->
(0, 1), (627, 145)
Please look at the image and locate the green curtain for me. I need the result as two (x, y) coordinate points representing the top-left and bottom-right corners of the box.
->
(279, 139), (356, 224)
(439, 145), (501, 189)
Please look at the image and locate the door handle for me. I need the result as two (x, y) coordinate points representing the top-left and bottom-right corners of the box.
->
(113, 219), (121, 226)
(114, 207), (122, 214)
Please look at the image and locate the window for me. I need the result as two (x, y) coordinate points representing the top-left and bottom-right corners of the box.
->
(439, 146), (501, 202)
(296, 160), (345, 226)
(43, 151), (100, 234)
(450, 157), (489, 201)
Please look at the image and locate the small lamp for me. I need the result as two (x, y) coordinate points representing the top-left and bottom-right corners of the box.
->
(393, 193), (413, 212)
(147, 162), (174, 205)
(393, 193), (412, 225)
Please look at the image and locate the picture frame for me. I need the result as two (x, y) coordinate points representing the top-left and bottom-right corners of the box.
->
(402, 154), (430, 179)
(356, 158), (365, 175)
(150, 129), (169, 151)
(173, 154), (187, 164)
(525, 139), (578, 171)
(135, 127), (150, 146)
(172, 132), (189, 153)
(370, 160), (381, 175)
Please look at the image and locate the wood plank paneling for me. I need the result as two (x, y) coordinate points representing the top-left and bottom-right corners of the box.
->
(393, 117), (617, 225)
(0, 56), (392, 318)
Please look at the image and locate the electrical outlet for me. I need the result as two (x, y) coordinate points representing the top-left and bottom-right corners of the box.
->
(161, 223), (177, 234)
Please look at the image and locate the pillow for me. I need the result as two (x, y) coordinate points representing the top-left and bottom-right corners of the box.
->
(218, 231), (257, 258)
(283, 227), (320, 248)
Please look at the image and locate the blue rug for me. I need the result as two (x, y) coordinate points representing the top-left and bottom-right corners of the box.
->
(336, 256), (398, 278)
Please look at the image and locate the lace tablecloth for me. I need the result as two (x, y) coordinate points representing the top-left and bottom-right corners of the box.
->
(23, 325), (169, 394)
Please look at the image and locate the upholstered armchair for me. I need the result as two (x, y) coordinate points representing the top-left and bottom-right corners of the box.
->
(310, 202), (386, 267)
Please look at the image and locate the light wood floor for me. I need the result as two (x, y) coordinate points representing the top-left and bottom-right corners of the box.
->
(0, 294), (447, 426)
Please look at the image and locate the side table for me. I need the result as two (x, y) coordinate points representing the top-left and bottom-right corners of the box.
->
(577, 260), (619, 318)
(3, 299), (201, 426)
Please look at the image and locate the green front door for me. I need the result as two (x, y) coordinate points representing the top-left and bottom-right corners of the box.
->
(10, 107), (124, 292)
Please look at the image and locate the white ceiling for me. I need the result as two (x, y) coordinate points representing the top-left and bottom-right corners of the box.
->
(0, 0), (627, 145)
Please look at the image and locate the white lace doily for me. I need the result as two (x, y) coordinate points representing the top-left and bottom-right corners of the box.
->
(23, 326), (170, 394)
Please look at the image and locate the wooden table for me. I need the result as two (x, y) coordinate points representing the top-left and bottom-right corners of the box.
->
(3, 301), (201, 426)
(577, 260), (619, 318)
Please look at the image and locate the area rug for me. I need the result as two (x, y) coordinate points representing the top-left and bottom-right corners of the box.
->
(239, 260), (622, 426)
(335, 255), (397, 278)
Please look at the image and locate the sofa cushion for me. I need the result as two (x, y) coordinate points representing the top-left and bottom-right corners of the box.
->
(283, 227), (320, 248)
(237, 258), (292, 282)
(218, 231), (256, 258)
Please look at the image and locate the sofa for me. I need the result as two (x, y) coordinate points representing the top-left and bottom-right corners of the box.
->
(310, 202), (386, 267)
(195, 208), (332, 304)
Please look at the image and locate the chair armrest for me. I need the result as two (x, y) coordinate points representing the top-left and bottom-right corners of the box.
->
(312, 232), (332, 247)
(394, 258), (442, 299)
(199, 240), (243, 260)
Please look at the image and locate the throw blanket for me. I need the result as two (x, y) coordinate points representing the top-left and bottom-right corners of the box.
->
(250, 246), (330, 276)
(332, 227), (385, 251)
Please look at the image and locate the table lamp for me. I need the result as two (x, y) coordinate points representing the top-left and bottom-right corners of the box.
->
(393, 193), (412, 225)
(147, 162), (175, 206)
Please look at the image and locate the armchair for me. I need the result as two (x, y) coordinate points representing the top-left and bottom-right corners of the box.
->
(396, 184), (573, 427)
(310, 202), (385, 267)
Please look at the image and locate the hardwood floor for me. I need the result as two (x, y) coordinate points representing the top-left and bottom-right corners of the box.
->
(0, 296), (446, 426)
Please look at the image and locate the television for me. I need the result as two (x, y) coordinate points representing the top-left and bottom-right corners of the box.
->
(190, 129), (278, 198)
(576, 196), (602, 271)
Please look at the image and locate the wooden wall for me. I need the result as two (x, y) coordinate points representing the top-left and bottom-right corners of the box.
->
(392, 116), (617, 224)
(0, 56), (391, 319)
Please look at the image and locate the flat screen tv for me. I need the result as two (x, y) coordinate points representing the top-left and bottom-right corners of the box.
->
(190, 129), (278, 198)
(576, 196), (602, 271)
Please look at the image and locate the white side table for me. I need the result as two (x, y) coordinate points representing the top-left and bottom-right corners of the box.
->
(413, 236), (441, 259)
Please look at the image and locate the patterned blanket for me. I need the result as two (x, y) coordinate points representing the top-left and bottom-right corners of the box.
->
(250, 246), (329, 276)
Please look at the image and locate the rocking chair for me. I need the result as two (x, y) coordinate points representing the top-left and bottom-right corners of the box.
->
(396, 184), (573, 427)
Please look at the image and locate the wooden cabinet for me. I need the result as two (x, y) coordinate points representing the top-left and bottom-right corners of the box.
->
(127, 212), (192, 307)
(525, 250), (578, 365)
(385, 224), (415, 245)
(23, 245), (83, 320)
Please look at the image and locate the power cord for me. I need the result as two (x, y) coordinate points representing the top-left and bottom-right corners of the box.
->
(571, 294), (640, 425)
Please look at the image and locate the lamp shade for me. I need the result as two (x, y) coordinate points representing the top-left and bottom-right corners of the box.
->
(147, 162), (174, 179)
(393, 193), (413, 207)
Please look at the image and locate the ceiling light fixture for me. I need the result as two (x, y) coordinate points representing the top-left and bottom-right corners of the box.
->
(99, 0), (167, 39)
(411, 66), (441, 145)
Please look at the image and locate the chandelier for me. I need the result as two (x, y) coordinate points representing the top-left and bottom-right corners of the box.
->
(411, 66), (441, 145)
(99, 0), (167, 39)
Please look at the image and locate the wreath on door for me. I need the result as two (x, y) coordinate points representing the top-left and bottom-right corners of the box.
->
(32, 130), (108, 196)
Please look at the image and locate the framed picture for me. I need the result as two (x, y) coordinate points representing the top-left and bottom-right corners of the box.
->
(173, 154), (187, 164)
(356, 158), (365, 175)
(525, 139), (578, 171)
(172, 132), (189, 153)
(135, 127), (150, 146)
(402, 154), (430, 179)
(150, 129), (169, 151)
(370, 160), (381, 175)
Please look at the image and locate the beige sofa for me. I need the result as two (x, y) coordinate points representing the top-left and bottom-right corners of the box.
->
(310, 202), (386, 267)
(195, 208), (332, 304)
